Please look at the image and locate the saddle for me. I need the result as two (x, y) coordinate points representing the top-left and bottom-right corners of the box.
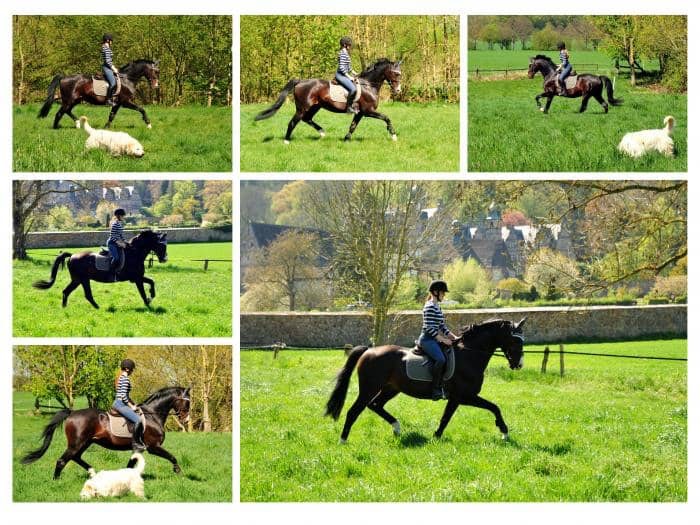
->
(95, 244), (127, 273)
(103, 409), (145, 438)
(329, 78), (362, 104)
(92, 74), (122, 97)
(403, 343), (456, 382)
(560, 75), (578, 90)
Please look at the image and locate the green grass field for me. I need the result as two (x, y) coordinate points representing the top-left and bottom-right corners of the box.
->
(468, 77), (686, 171)
(13, 242), (232, 337)
(13, 104), (232, 172)
(13, 392), (232, 502)
(241, 340), (686, 502)
(240, 102), (459, 172)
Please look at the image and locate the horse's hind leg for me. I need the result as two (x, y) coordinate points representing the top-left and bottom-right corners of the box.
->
(339, 375), (381, 443)
(284, 111), (303, 144)
(80, 280), (100, 309)
(62, 279), (80, 308)
(65, 103), (81, 127)
(593, 92), (608, 113)
(368, 389), (401, 435)
(53, 446), (82, 479)
(147, 445), (181, 474)
(302, 106), (325, 138)
(52, 106), (67, 129)
(579, 94), (592, 113)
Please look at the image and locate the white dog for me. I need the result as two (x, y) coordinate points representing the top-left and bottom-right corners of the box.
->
(80, 453), (146, 499)
(618, 116), (675, 158)
(79, 116), (144, 157)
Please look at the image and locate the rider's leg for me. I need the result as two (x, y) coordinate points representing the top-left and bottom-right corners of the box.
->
(419, 334), (447, 400)
(103, 67), (115, 106)
(335, 72), (358, 114)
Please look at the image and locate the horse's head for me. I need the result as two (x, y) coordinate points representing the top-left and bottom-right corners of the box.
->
(386, 60), (402, 95)
(502, 317), (526, 370)
(146, 60), (160, 89)
(133, 230), (168, 262)
(527, 57), (538, 79)
(152, 232), (168, 263)
(172, 386), (191, 425)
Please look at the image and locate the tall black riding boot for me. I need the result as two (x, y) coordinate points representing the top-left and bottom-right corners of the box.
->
(132, 420), (146, 452)
(430, 361), (446, 400)
(105, 85), (115, 106)
(345, 92), (358, 114)
(559, 81), (567, 96)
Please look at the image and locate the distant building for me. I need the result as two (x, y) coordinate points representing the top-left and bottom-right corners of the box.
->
(45, 180), (144, 216)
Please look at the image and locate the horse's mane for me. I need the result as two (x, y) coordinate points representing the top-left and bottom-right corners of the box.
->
(119, 59), (156, 72)
(128, 229), (156, 245)
(359, 58), (394, 78)
(458, 318), (511, 337)
(140, 386), (185, 405)
(532, 54), (555, 66)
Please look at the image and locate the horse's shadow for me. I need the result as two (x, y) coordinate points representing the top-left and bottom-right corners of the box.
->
(397, 431), (430, 448)
(133, 306), (167, 314)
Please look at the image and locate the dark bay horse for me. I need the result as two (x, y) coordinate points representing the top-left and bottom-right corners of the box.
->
(38, 59), (160, 129)
(32, 230), (168, 309)
(22, 386), (191, 479)
(527, 55), (623, 114)
(254, 58), (402, 143)
(325, 318), (526, 443)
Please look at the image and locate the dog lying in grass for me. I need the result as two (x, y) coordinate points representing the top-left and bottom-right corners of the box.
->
(79, 116), (144, 157)
(618, 116), (675, 158)
(80, 452), (146, 499)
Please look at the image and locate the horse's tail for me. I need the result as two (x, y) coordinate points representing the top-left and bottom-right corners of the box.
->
(32, 252), (71, 290)
(254, 79), (300, 121)
(38, 75), (62, 118)
(324, 345), (370, 420)
(21, 409), (71, 464)
(601, 75), (623, 106)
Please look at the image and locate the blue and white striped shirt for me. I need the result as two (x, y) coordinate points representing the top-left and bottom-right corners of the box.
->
(109, 219), (125, 242)
(115, 374), (132, 403)
(559, 49), (569, 66)
(338, 48), (352, 75)
(422, 298), (453, 338)
(101, 43), (114, 68)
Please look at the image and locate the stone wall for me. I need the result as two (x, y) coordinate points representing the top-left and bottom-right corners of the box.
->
(26, 227), (232, 248)
(240, 305), (687, 347)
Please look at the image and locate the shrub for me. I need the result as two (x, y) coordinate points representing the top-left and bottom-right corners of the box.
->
(441, 258), (493, 304)
(160, 214), (185, 227)
(394, 274), (423, 307)
(650, 275), (687, 299)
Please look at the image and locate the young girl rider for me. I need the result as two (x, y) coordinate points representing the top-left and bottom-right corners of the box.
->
(336, 36), (359, 114)
(419, 280), (458, 400)
(112, 359), (146, 452)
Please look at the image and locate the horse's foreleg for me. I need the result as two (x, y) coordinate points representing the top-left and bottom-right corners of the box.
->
(367, 389), (401, 436)
(134, 279), (152, 308)
(464, 395), (509, 440)
(343, 113), (363, 142)
(120, 101), (151, 129)
(535, 92), (547, 111)
(142, 276), (156, 299)
(364, 110), (397, 141)
(80, 280), (99, 309)
(302, 106), (325, 138)
(62, 280), (80, 308)
(147, 445), (181, 474)
(434, 398), (460, 438)
(543, 96), (554, 114)
(105, 105), (121, 128)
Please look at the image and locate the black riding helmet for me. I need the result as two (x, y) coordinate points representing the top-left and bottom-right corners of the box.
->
(557, 41), (566, 50)
(102, 34), (113, 43)
(120, 358), (136, 371)
(429, 280), (449, 294)
(340, 36), (353, 48)
(114, 208), (126, 217)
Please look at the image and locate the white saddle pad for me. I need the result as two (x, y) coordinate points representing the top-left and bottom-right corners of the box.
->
(106, 412), (145, 438)
(92, 76), (122, 97)
(329, 81), (362, 104)
(404, 345), (456, 382)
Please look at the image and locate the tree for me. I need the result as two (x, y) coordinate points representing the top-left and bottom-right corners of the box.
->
(14, 345), (124, 409)
(531, 23), (561, 50)
(243, 230), (323, 311)
(525, 249), (582, 298)
(441, 258), (493, 304)
(591, 16), (643, 86)
(47, 205), (76, 230)
(306, 181), (452, 344)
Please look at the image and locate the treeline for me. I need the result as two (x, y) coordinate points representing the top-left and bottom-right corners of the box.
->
(469, 15), (687, 92)
(241, 15), (459, 103)
(13, 15), (232, 106)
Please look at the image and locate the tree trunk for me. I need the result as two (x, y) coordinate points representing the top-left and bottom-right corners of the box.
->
(627, 36), (636, 86)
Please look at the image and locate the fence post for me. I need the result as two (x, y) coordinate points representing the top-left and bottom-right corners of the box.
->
(344, 344), (353, 356)
(203, 259), (209, 271)
(541, 346), (550, 374)
(559, 344), (565, 377)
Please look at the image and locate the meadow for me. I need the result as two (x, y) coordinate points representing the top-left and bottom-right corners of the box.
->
(240, 340), (687, 502)
(240, 102), (459, 172)
(13, 242), (232, 337)
(468, 50), (686, 172)
(13, 392), (232, 502)
(13, 104), (232, 172)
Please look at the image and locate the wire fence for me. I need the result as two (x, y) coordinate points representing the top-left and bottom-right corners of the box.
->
(25, 252), (231, 270)
(469, 63), (605, 78)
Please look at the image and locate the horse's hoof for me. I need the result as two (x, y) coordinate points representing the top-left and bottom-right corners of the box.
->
(502, 433), (510, 441)
(319, 131), (326, 138)
(75, 120), (81, 129)
(539, 107), (545, 112)
(173, 465), (181, 474)
(339, 437), (347, 445)
(88, 468), (96, 478)
(284, 140), (290, 145)
(391, 134), (398, 142)
(147, 123), (152, 129)
(391, 421), (401, 436)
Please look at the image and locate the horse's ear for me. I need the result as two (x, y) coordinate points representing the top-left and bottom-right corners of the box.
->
(515, 317), (527, 329)
(397, 59), (403, 66)
(529, 57), (534, 64)
(154, 59), (160, 66)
